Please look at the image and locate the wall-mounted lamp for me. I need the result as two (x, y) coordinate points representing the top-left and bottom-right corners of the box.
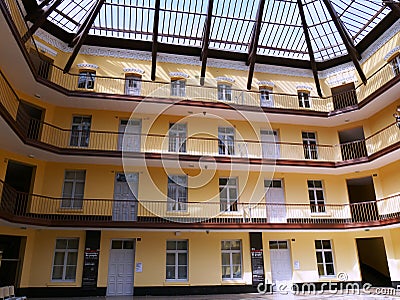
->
(393, 106), (400, 128)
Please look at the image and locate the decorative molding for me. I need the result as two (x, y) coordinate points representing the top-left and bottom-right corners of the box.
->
(77, 63), (99, 69)
(215, 76), (235, 83)
(296, 84), (313, 91)
(123, 67), (145, 74)
(384, 46), (400, 61)
(35, 41), (58, 56)
(257, 80), (274, 88)
(34, 28), (72, 52)
(169, 72), (189, 79)
(325, 68), (357, 88)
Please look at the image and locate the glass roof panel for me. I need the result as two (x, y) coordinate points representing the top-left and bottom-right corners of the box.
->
(37, 0), (393, 62)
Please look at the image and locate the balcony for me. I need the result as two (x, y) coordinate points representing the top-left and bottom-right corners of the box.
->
(1, 68), (400, 166)
(1, 180), (400, 229)
(1, 0), (400, 116)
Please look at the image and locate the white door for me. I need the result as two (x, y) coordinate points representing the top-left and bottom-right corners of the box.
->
(107, 240), (135, 296)
(118, 119), (141, 152)
(261, 130), (280, 159)
(265, 179), (286, 223)
(260, 88), (273, 107)
(113, 173), (138, 221)
(269, 240), (292, 292)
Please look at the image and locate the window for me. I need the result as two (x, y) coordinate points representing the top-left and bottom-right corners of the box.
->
(221, 240), (242, 279)
(260, 88), (273, 107)
(62, 170), (86, 209)
(219, 178), (238, 212)
(298, 91), (311, 108)
(77, 71), (95, 89)
(125, 75), (141, 96)
(167, 175), (188, 211)
(168, 123), (187, 153)
(171, 79), (186, 97)
(218, 83), (232, 101)
(315, 240), (335, 276)
(302, 131), (318, 159)
(308, 180), (325, 213)
(52, 238), (79, 281)
(166, 240), (188, 280)
(389, 55), (400, 76)
(70, 115), (91, 147)
(218, 127), (235, 155)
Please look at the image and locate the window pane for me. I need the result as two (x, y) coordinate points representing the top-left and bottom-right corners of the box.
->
(316, 252), (323, 263)
(221, 241), (230, 250)
(75, 170), (86, 180)
(66, 252), (78, 265)
(123, 241), (134, 249)
(269, 241), (278, 249)
(56, 239), (67, 249)
(62, 182), (73, 198)
(232, 253), (241, 265)
(53, 252), (65, 265)
(67, 239), (79, 249)
(326, 264), (335, 275)
(322, 240), (331, 249)
(229, 188), (237, 199)
(317, 264), (325, 276)
(112, 240), (123, 249)
(231, 240), (241, 250)
(177, 241), (187, 250)
(315, 240), (322, 249)
(52, 266), (63, 280)
(324, 252), (333, 263)
(316, 190), (324, 200)
(177, 266), (187, 279)
(166, 266), (175, 279)
(178, 253), (187, 265)
(65, 266), (77, 280)
(232, 265), (241, 278)
(222, 253), (230, 265)
(167, 241), (176, 250)
(278, 241), (288, 249)
(314, 181), (322, 188)
(166, 253), (175, 265)
(222, 266), (231, 278)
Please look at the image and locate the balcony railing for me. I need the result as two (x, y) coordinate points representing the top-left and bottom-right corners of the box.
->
(1, 180), (400, 228)
(1, 68), (400, 164)
(1, 0), (400, 114)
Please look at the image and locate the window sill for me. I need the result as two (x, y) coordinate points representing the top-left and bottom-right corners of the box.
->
(164, 280), (189, 286)
(57, 208), (84, 213)
(221, 279), (245, 285)
(47, 281), (77, 287)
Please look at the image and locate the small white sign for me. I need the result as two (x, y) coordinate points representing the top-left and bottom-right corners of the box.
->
(294, 260), (300, 270)
(135, 262), (142, 273)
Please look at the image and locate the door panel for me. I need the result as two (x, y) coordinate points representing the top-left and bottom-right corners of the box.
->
(261, 130), (280, 159)
(265, 180), (286, 223)
(269, 241), (292, 291)
(113, 173), (138, 221)
(118, 119), (141, 152)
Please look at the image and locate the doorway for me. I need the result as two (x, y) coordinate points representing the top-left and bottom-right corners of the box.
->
(0, 236), (25, 287)
(346, 176), (378, 222)
(260, 130), (280, 159)
(16, 101), (44, 140)
(338, 127), (367, 161)
(29, 49), (53, 80)
(265, 179), (286, 223)
(2, 161), (35, 215)
(118, 119), (141, 152)
(113, 173), (138, 221)
(331, 82), (357, 110)
(107, 240), (135, 296)
(269, 240), (292, 291)
(356, 238), (391, 287)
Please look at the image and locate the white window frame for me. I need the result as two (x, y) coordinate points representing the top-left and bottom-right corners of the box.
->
(302, 131), (318, 159)
(166, 240), (188, 281)
(389, 55), (400, 76)
(315, 240), (335, 277)
(51, 238), (79, 281)
(77, 70), (95, 89)
(298, 91), (311, 108)
(221, 240), (242, 280)
(219, 177), (238, 212)
(61, 170), (86, 209)
(70, 115), (91, 147)
(308, 180), (325, 213)
(217, 83), (232, 101)
(218, 127), (235, 155)
(171, 79), (186, 97)
(167, 175), (188, 211)
(168, 123), (187, 153)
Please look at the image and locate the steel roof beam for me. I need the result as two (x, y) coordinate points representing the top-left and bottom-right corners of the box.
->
(151, 0), (161, 81)
(297, 0), (323, 97)
(322, 0), (367, 84)
(200, 0), (214, 86)
(63, 0), (104, 73)
(22, 0), (63, 43)
(246, 0), (265, 90)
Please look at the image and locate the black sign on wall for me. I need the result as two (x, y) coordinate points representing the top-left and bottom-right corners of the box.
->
(249, 232), (265, 287)
(82, 231), (101, 290)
